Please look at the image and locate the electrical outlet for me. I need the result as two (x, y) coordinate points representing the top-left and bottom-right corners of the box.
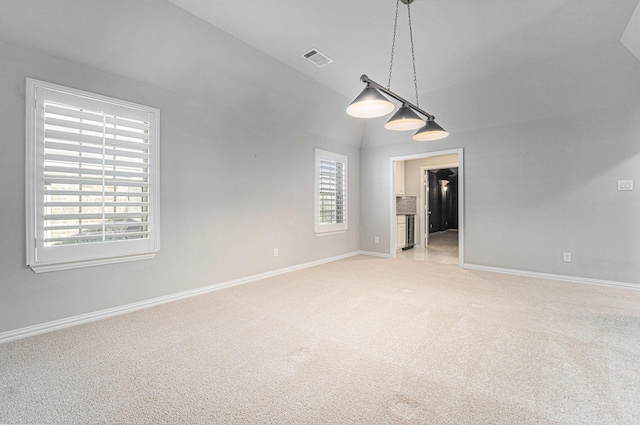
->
(618, 180), (633, 191)
(273, 248), (279, 257)
(563, 252), (571, 262)
(375, 236), (380, 243)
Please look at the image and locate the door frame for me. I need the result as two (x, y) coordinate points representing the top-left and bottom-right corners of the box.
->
(421, 163), (458, 248)
(390, 148), (465, 266)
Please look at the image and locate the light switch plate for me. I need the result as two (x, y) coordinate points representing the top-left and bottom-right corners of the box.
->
(618, 180), (633, 191)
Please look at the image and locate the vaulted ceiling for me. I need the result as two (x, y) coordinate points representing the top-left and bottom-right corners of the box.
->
(167, 0), (640, 101)
(1, 0), (639, 139)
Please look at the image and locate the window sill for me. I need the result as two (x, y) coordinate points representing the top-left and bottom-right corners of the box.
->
(29, 252), (157, 273)
(315, 230), (347, 237)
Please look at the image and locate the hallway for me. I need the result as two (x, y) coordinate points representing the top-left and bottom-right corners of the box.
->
(396, 229), (459, 265)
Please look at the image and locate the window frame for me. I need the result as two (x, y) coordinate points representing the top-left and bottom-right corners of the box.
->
(314, 148), (348, 235)
(25, 78), (160, 273)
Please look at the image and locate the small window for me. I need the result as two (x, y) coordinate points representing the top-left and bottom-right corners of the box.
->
(315, 148), (347, 235)
(26, 79), (160, 272)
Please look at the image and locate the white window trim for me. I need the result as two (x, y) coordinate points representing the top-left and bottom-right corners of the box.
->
(315, 148), (347, 235)
(25, 78), (161, 273)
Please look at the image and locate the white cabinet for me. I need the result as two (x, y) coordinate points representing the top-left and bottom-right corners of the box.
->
(394, 161), (405, 195)
(396, 215), (407, 249)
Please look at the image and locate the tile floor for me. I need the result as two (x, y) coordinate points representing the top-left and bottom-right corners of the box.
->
(396, 229), (459, 265)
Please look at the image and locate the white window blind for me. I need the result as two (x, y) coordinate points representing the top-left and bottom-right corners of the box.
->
(315, 149), (347, 235)
(318, 158), (346, 224)
(26, 79), (160, 272)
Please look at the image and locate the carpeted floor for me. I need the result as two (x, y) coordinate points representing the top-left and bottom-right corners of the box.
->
(1, 256), (639, 424)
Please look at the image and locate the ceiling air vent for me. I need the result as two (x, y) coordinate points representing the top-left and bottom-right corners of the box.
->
(302, 49), (333, 68)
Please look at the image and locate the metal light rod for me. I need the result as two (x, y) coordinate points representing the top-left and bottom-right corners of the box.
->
(360, 74), (435, 121)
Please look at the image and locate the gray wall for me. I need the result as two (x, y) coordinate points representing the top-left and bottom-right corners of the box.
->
(360, 41), (640, 284)
(2, 0), (639, 336)
(0, 1), (361, 333)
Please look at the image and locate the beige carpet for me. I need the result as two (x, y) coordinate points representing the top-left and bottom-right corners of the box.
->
(1, 256), (639, 424)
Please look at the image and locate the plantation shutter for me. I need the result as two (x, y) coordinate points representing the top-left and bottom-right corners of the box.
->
(42, 92), (151, 246)
(314, 149), (347, 235)
(318, 158), (346, 225)
(27, 79), (160, 272)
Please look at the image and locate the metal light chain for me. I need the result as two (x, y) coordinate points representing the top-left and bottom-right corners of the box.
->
(387, 0), (401, 90)
(407, 1), (420, 107)
(387, 0), (421, 108)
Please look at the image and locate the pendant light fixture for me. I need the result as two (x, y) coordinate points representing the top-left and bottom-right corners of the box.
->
(384, 105), (425, 131)
(345, 84), (395, 118)
(346, 0), (448, 141)
(413, 119), (449, 141)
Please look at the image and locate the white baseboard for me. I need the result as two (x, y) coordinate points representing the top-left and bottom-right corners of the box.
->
(359, 250), (392, 258)
(13, 254), (628, 345)
(463, 263), (639, 291)
(0, 251), (363, 345)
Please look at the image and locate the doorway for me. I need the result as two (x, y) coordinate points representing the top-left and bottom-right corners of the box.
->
(419, 167), (459, 264)
(390, 149), (463, 266)
(425, 167), (459, 247)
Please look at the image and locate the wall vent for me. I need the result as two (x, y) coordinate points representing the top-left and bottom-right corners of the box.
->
(302, 49), (333, 67)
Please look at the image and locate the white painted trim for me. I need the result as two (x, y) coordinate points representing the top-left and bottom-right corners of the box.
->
(314, 230), (347, 237)
(0, 251), (364, 345)
(390, 158), (397, 258)
(457, 149), (465, 267)
(30, 252), (157, 273)
(463, 263), (639, 291)
(391, 149), (462, 162)
(359, 250), (392, 258)
(419, 167), (428, 248)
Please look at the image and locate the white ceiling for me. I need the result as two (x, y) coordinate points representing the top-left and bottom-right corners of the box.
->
(166, 0), (640, 101)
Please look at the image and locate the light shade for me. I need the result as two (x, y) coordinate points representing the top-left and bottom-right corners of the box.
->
(384, 105), (426, 131)
(346, 85), (395, 118)
(412, 120), (449, 141)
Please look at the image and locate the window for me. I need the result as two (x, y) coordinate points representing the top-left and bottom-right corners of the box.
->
(26, 79), (160, 273)
(315, 148), (347, 235)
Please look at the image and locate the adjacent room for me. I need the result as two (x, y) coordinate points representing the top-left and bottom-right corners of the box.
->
(1, 0), (639, 423)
